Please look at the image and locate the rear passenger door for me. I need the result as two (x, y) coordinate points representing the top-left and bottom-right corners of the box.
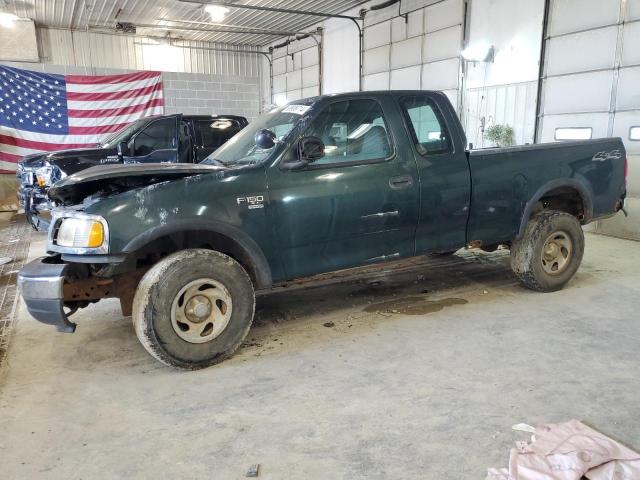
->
(267, 96), (420, 279)
(397, 94), (471, 253)
(193, 118), (245, 161)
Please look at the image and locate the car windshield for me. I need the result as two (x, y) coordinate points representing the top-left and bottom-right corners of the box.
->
(100, 118), (152, 148)
(201, 103), (313, 167)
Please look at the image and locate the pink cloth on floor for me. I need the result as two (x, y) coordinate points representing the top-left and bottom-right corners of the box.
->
(486, 420), (640, 480)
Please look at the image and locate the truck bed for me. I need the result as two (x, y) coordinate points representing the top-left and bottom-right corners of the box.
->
(466, 138), (626, 246)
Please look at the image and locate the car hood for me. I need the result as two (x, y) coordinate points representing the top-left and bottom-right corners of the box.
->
(19, 145), (111, 173)
(48, 163), (227, 205)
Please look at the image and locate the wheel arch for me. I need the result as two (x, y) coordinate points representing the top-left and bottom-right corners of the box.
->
(122, 219), (272, 289)
(517, 178), (594, 238)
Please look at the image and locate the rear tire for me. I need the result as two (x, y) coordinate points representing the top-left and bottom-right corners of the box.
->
(510, 211), (584, 292)
(132, 249), (255, 370)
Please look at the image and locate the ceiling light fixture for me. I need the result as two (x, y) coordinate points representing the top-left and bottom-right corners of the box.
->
(204, 4), (230, 23)
(461, 42), (495, 62)
(0, 11), (19, 28)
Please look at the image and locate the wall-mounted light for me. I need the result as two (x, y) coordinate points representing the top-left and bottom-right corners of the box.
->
(204, 4), (230, 23)
(0, 11), (19, 28)
(461, 42), (495, 62)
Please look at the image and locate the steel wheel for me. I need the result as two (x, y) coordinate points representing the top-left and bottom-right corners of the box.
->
(541, 230), (573, 275)
(171, 278), (233, 344)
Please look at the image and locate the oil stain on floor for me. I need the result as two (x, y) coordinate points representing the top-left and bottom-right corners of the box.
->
(364, 296), (468, 316)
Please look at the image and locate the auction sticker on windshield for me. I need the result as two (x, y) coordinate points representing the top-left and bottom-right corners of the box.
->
(283, 105), (311, 115)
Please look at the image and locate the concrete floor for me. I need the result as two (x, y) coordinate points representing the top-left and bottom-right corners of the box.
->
(1, 231), (639, 479)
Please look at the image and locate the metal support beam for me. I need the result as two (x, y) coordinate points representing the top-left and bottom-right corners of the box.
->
(178, 0), (363, 21)
(152, 17), (317, 37)
(105, 21), (312, 37)
(533, 0), (551, 144)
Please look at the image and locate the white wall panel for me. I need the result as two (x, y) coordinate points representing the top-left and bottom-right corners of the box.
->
(273, 74), (287, 94)
(407, 10), (424, 38)
(543, 71), (614, 114)
(286, 69), (302, 91)
(422, 58), (460, 90)
(363, 72), (390, 91)
(549, 0), (620, 36)
(364, 45), (391, 75)
(364, 21), (392, 49)
(628, 0), (640, 20)
(302, 65), (320, 88)
(392, 16), (408, 43)
(302, 86), (319, 98)
(546, 26), (618, 76)
(423, 26), (462, 63)
(286, 89), (302, 101)
(612, 112), (640, 154)
(424, 0), (463, 32)
(301, 48), (319, 68)
(539, 113), (610, 143)
(390, 37), (422, 69)
(273, 56), (287, 76)
(390, 65), (422, 89)
(621, 21), (640, 66)
(616, 67), (640, 111)
(38, 28), (261, 77)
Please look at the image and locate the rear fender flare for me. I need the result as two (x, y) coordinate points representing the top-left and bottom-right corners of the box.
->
(517, 177), (594, 238)
(122, 219), (272, 288)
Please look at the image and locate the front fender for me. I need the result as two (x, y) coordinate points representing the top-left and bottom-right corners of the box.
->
(121, 218), (273, 288)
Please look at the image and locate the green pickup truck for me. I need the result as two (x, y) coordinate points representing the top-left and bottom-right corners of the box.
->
(18, 91), (627, 370)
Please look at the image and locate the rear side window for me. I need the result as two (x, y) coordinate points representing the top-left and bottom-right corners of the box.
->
(197, 119), (243, 149)
(400, 96), (452, 155)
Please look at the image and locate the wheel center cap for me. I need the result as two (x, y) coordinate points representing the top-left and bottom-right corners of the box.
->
(185, 295), (212, 322)
(544, 242), (559, 259)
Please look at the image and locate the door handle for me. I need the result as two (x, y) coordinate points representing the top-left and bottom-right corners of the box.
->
(389, 175), (414, 190)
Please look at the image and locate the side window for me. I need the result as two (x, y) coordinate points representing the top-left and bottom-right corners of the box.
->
(132, 117), (176, 156)
(197, 119), (242, 149)
(304, 99), (393, 165)
(400, 96), (452, 155)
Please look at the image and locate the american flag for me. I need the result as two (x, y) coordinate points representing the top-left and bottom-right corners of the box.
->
(0, 65), (164, 173)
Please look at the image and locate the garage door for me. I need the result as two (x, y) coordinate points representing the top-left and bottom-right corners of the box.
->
(362, 0), (464, 112)
(271, 36), (321, 105)
(538, 0), (640, 237)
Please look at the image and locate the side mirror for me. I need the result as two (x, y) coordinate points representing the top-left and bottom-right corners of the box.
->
(255, 129), (277, 150)
(117, 141), (128, 159)
(297, 136), (325, 162)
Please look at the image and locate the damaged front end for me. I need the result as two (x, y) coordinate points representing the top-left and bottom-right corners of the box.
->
(17, 160), (65, 231)
(19, 163), (226, 332)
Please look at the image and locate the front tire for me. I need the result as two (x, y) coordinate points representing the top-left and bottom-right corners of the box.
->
(132, 249), (255, 370)
(510, 211), (584, 292)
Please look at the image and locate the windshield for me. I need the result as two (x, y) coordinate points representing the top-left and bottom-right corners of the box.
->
(100, 118), (152, 148)
(201, 104), (312, 167)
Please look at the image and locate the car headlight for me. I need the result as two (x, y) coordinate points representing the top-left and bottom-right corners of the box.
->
(49, 212), (109, 254)
(56, 218), (104, 248)
(35, 166), (54, 187)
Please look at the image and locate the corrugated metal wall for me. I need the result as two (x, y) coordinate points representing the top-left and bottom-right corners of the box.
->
(37, 27), (262, 77)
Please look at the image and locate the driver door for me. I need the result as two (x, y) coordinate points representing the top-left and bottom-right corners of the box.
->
(266, 97), (420, 279)
(123, 115), (179, 163)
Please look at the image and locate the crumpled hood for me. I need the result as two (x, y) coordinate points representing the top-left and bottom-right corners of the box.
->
(48, 163), (227, 205)
(18, 152), (49, 170)
(18, 145), (110, 175)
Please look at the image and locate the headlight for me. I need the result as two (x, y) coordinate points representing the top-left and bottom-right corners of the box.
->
(35, 166), (54, 187)
(56, 218), (104, 248)
(49, 212), (109, 254)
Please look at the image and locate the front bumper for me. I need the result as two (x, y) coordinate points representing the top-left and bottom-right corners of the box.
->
(18, 257), (76, 333)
